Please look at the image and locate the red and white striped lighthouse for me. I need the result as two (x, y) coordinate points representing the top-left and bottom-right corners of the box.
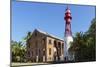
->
(64, 6), (72, 36)
(64, 6), (74, 61)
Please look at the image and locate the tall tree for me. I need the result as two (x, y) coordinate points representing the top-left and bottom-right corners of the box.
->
(69, 18), (96, 62)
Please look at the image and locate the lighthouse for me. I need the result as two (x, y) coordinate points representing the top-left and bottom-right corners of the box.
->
(64, 6), (74, 61)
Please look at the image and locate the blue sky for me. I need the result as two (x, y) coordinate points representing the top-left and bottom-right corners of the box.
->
(12, 1), (95, 42)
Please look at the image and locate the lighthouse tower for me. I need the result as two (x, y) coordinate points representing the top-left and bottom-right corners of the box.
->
(64, 6), (74, 61)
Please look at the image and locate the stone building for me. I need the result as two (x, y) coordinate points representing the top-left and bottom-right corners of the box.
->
(26, 29), (64, 62)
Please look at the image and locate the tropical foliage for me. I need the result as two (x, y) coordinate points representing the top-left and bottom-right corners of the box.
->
(69, 18), (96, 62)
(11, 31), (32, 62)
(11, 40), (26, 62)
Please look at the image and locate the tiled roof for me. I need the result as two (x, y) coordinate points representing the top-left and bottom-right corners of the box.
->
(35, 29), (64, 41)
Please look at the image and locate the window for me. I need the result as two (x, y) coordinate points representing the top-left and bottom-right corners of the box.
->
(62, 43), (64, 54)
(42, 38), (45, 44)
(58, 42), (61, 48)
(58, 44), (61, 48)
(49, 48), (51, 55)
(62, 43), (64, 49)
(49, 39), (52, 44)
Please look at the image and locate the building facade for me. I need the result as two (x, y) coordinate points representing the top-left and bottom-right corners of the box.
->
(26, 29), (64, 62)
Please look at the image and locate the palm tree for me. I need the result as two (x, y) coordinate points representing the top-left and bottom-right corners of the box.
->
(11, 41), (26, 62)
